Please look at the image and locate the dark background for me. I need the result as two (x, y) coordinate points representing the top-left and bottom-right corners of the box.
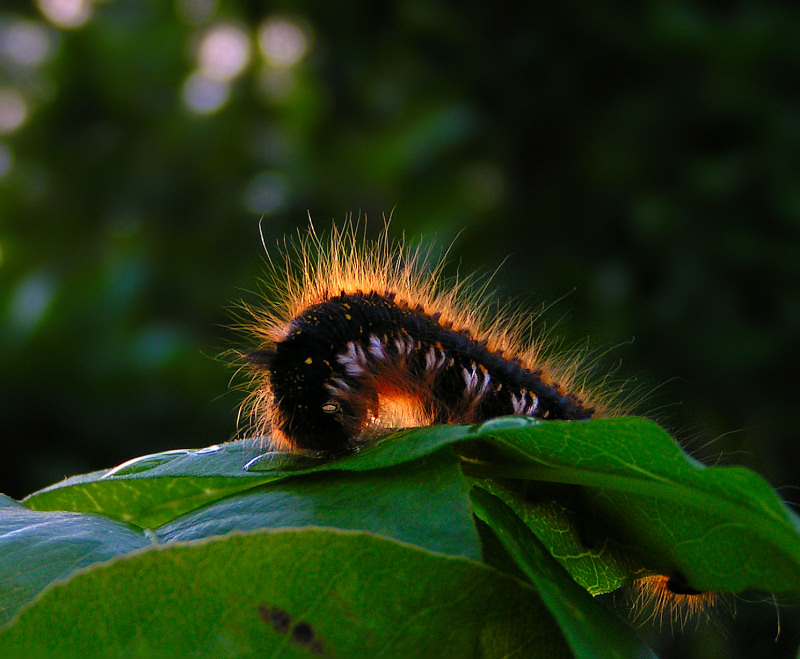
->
(1, 2), (798, 656)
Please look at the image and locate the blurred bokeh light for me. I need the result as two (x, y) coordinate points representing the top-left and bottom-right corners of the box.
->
(258, 17), (309, 68)
(0, 18), (53, 68)
(0, 89), (28, 134)
(197, 23), (249, 80)
(37, 0), (93, 29)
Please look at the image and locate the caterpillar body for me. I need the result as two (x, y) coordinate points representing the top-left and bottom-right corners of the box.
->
(239, 223), (606, 453)
(237, 222), (714, 623)
(246, 289), (594, 453)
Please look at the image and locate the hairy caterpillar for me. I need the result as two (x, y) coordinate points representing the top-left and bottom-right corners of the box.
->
(239, 223), (607, 452)
(236, 221), (715, 622)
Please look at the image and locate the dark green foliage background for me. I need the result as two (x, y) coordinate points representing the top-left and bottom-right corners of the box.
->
(1, 2), (799, 656)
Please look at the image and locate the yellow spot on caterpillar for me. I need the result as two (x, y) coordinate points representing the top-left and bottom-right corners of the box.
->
(304, 357), (313, 365)
(345, 314), (352, 320)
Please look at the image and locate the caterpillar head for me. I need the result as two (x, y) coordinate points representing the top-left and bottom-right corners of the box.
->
(246, 345), (363, 454)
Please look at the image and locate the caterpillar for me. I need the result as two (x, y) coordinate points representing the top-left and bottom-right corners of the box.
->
(239, 223), (608, 453)
(236, 221), (715, 623)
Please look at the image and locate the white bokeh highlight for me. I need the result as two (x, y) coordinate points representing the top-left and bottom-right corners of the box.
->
(258, 18), (309, 68)
(37, 0), (93, 29)
(197, 24), (251, 81)
(0, 89), (29, 135)
(181, 72), (230, 115)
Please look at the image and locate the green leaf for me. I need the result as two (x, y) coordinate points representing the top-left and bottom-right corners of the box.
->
(23, 426), (473, 528)
(466, 416), (800, 594)
(0, 495), (148, 627)
(0, 529), (571, 659)
(156, 452), (481, 560)
(12, 431), (482, 626)
(473, 478), (635, 595)
(3, 452), (479, 628)
(244, 424), (474, 473)
(471, 488), (656, 659)
(23, 440), (293, 527)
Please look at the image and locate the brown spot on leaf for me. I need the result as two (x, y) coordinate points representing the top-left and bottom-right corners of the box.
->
(258, 604), (291, 634)
(257, 604), (326, 655)
(292, 621), (314, 644)
(292, 621), (325, 654)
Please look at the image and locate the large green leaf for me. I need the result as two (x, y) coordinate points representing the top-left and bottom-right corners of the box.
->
(156, 453), (480, 559)
(2, 453), (479, 627)
(463, 416), (800, 594)
(0, 529), (570, 658)
(21, 417), (800, 598)
(23, 426), (473, 528)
